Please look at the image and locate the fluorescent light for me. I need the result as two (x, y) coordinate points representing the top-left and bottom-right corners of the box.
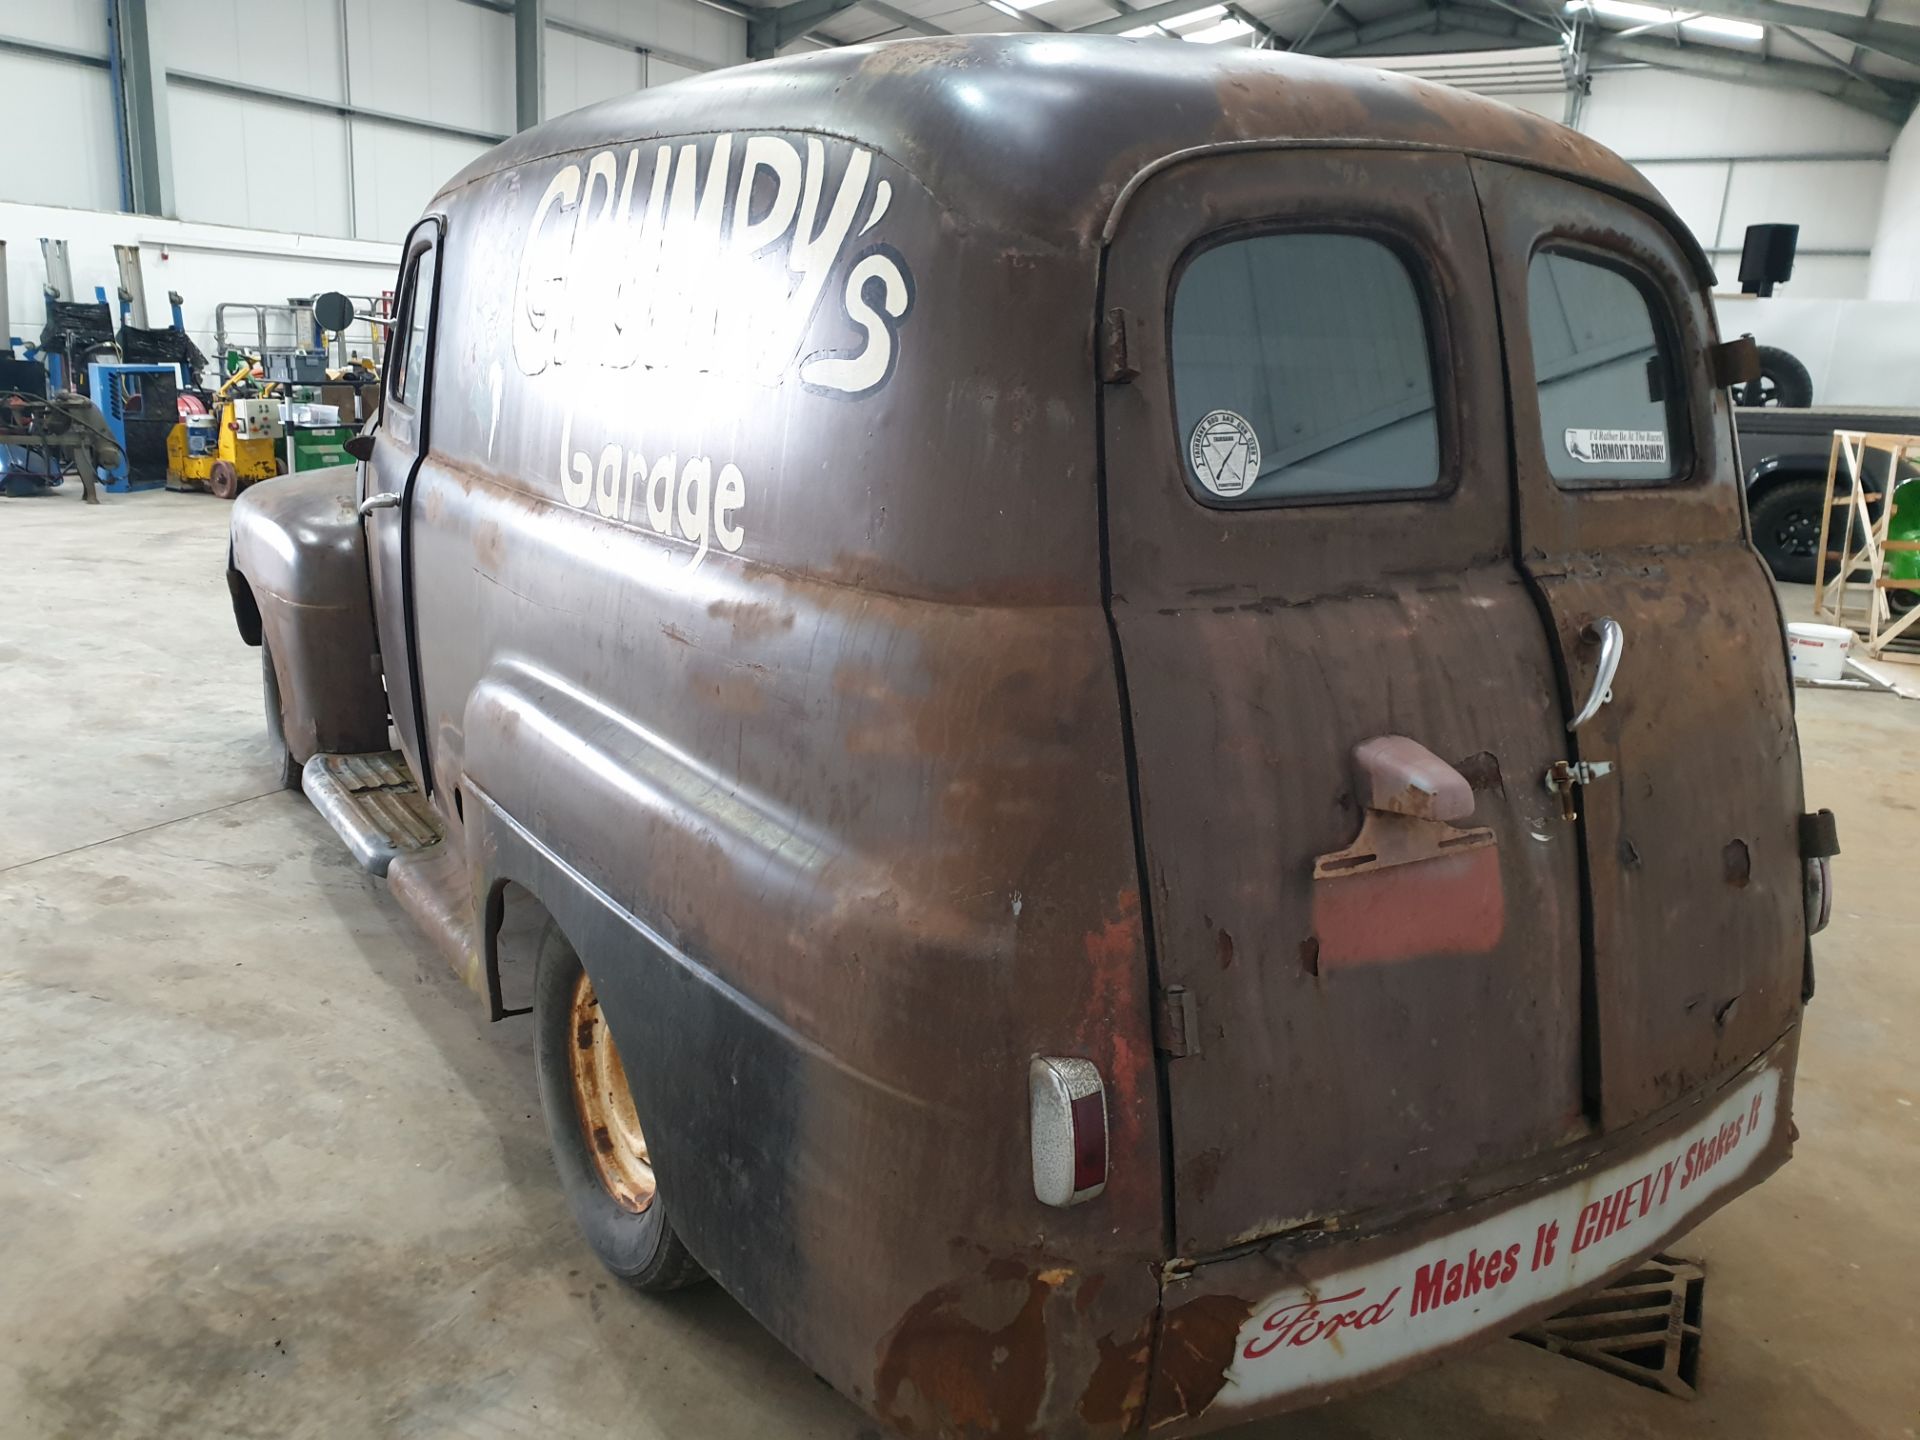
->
(1682, 13), (1764, 37)
(1164, 4), (1228, 28)
(988, 0), (1050, 9)
(1565, 0), (1763, 39)
(1182, 16), (1254, 41)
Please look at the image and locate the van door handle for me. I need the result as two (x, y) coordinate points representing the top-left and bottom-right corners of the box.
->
(1567, 616), (1623, 731)
(358, 491), (400, 516)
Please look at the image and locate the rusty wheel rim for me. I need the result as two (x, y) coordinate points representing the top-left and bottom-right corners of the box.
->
(568, 973), (656, 1213)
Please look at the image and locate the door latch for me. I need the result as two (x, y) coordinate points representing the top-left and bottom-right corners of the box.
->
(1545, 758), (1615, 821)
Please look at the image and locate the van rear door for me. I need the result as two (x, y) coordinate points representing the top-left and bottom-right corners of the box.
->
(1099, 151), (1588, 1257)
(1470, 160), (1806, 1128)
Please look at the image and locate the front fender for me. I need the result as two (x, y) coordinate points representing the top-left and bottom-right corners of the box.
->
(229, 467), (388, 762)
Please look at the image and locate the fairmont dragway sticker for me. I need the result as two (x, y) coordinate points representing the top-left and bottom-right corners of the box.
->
(1565, 428), (1668, 464)
(1189, 410), (1262, 497)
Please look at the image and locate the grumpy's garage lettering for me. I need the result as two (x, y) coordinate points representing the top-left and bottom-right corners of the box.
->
(512, 133), (913, 395)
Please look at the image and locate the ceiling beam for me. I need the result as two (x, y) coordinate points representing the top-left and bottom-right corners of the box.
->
(1078, 0), (1232, 36)
(1435, 1), (1914, 119)
(749, 0), (867, 56)
(1295, 3), (1446, 55)
(1612, 0), (1920, 68)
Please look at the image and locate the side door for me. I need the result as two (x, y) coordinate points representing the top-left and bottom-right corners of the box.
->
(362, 218), (443, 788)
(1471, 161), (1806, 1128)
(1101, 150), (1588, 1259)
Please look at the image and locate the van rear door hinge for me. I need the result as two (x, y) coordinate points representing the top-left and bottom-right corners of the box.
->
(1100, 307), (1141, 384)
(1155, 984), (1199, 1058)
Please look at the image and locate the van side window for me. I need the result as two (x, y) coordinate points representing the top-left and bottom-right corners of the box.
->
(393, 247), (437, 409)
(1170, 233), (1440, 505)
(1528, 249), (1685, 487)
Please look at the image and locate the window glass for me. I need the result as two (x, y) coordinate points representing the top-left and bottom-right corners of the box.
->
(1171, 233), (1440, 505)
(1528, 249), (1683, 487)
(394, 247), (437, 408)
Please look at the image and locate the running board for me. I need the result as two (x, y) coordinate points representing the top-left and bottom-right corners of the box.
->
(302, 750), (443, 876)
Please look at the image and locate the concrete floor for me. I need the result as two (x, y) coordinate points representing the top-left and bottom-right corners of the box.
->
(1, 487), (1915, 1440)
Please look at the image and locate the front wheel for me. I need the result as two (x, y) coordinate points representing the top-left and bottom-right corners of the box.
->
(533, 924), (706, 1292)
(1749, 478), (1826, 584)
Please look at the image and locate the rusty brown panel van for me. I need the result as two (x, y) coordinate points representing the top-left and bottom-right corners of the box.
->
(224, 35), (1836, 1438)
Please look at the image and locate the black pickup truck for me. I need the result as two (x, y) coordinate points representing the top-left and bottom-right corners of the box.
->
(1739, 405), (1920, 582)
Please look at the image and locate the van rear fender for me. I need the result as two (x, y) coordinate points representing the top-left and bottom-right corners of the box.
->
(456, 571), (1169, 1438)
(228, 466), (389, 762)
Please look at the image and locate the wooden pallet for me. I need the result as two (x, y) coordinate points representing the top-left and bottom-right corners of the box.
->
(1812, 430), (1920, 657)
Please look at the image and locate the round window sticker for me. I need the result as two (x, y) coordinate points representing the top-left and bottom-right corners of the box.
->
(1188, 410), (1261, 498)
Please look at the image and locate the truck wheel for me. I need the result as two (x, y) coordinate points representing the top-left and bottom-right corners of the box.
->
(261, 640), (302, 790)
(1750, 478), (1828, 583)
(533, 924), (706, 1293)
(1735, 346), (1814, 409)
(209, 460), (241, 499)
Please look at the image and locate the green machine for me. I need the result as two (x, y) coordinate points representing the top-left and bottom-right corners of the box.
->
(286, 424), (356, 473)
(1887, 476), (1920, 606)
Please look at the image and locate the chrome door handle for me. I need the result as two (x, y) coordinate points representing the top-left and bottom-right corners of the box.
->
(357, 491), (400, 516)
(1567, 616), (1623, 731)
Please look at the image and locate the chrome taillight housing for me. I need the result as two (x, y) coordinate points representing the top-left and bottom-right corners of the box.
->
(1029, 1057), (1107, 1207)
(1804, 855), (1833, 935)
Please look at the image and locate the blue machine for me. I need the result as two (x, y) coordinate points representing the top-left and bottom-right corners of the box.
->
(86, 362), (183, 491)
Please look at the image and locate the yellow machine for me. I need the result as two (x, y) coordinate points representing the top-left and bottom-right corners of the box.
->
(166, 362), (286, 499)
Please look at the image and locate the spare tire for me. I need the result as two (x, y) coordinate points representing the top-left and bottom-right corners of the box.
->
(1749, 476), (1826, 583)
(1735, 345), (1814, 409)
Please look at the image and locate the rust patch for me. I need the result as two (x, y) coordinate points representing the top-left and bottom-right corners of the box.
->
(1146, 1291), (1254, 1427)
(706, 596), (796, 640)
(1722, 838), (1751, 888)
(1454, 750), (1506, 798)
(1215, 928), (1234, 970)
(874, 1264), (1054, 1438)
(1077, 1311), (1154, 1430)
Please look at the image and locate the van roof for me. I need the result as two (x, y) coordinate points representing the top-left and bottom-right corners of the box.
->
(441, 34), (1705, 275)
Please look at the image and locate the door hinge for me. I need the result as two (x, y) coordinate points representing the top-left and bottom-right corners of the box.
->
(1155, 983), (1199, 1058)
(1544, 758), (1615, 821)
(1710, 333), (1761, 388)
(1100, 306), (1141, 384)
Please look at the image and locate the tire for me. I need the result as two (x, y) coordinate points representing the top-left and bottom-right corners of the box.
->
(1749, 478), (1827, 584)
(1735, 345), (1814, 409)
(533, 923), (706, 1292)
(209, 460), (240, 499)
(261, 639), (302, 790)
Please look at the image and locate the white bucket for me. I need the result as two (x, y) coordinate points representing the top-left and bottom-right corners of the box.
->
(1787, 622), (1853, 683)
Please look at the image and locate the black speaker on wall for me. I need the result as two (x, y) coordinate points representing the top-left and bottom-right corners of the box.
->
(1739, 224), (1799, 297)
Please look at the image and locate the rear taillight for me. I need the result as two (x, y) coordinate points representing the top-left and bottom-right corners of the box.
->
(1029, 1057), (1107, 1207)
(1804, 855), (1833, 935)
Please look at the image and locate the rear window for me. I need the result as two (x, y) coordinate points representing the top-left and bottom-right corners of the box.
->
(1171, 233), (1440, 505)
(1528, 248), (1685, 487)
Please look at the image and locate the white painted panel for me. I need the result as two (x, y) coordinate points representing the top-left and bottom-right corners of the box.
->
(348, 123), (490, 244)
(1867, 110), (1920, 301)
(1630, 161), (1729, 252)
(647, 56), (702, 89)
(548, 0), (745, 65)
(343, 0), (513, 139)
(1582, 68), (1897, 161)
(1714, 293), (1920, 401)
(545, 28), (645, 117)
(1768, 254), (1871, 300)
(169, 85), (353, 239)
(153, 0), (346, 102)
(0, 55), (120, 211)
(0, 197), (399, 378)
(692, 6), (747, 65)
(0, 5), (109, 51)
(1721, 160), (1885, 252)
